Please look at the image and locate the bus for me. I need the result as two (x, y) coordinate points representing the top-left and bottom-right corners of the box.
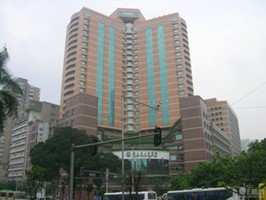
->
(167, 187), (240, 200)
(259, 183), (266, 200)
(0, 190), (27, 200)
(104, 191), (157, 200)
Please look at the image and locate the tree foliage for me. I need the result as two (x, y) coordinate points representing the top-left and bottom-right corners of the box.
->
(30, 127), (122, 191)
(30, 127), (93, 182)
(170, 173), (190, 190)
(170, 138), (266, 190)
(0, 47), (22, 134)
(24, 166), (45, 200)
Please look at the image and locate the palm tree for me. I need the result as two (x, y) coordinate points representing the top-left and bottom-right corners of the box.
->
(0, 47), (22, 134)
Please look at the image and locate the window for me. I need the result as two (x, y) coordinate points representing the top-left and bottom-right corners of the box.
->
(81, 61), (86, 65)
(80, 67), (86, 72)
(177, 71), (183, 75)
(178, 90), (185, 95)
(172, 23), (178, 28)
(80, 81), (85, 86)
(173, 29), (179, 33)
(178, 84), (184, 88)
(175, 134), (183, 140)
(178, 77), (184, 82)
(80, 88), (85, 92)
(176, 65), (182, 69)
(176, 52), (181, 57)
(176, 154), (184, 161)
(170, 155), (177, 160)
(80, 74), (86, 79)
(82, 54), (87, 59)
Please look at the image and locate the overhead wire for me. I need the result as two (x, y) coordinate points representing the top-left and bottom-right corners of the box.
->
(231, 81), (266, 106)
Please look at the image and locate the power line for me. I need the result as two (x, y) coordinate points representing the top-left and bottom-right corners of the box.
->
(233, 106), (266, 110)
(231, 81), (266, 105)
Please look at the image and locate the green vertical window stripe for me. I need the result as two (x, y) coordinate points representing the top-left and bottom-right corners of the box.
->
(145, 28), (156, 126)
(108, 27), (116, 125)
(96, 22), (105, 123)
(157, 26), (170, 124)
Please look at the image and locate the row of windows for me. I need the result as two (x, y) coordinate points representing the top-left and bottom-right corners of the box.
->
(212, 117), (223, 121)
(211, 106), (223, 110)
(211, 112), (223, 116)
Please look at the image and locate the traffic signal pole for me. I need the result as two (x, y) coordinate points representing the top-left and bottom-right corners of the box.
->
(69, 131), (160, 200)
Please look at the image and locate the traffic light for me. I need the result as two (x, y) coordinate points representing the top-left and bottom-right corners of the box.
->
(80, 167), (84, 174)
(154, 126), (162, 147)
(91, 137), (98, 155)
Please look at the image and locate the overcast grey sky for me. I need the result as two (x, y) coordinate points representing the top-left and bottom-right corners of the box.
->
(0, 0), (265, 140)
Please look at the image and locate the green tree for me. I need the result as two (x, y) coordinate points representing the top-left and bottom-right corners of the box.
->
(170, 173), (190, 190)
(25, 166), (45, 200)
(30, 127), (94, 191)
(170, 138), (266, 192)
(189, 160), (225, 188)
(0, 47), (22, 134)
(30, 127), (122, 197)
(235, 139), (266, 188)
(0, 180), (16, 190)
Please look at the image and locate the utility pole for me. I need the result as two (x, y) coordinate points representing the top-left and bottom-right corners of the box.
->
(121, 94), (125, 200)
(105, 168), (109, 193)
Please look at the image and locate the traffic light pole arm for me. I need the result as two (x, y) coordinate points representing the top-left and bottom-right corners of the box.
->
(72, 132), (159, 150)
(69, 132), (159, 200)
(128, 97), (160, 111)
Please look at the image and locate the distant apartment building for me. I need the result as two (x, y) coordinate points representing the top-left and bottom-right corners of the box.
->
(16, 77), (40, 110)
(7, 100), (59, 181)
(205, 98), (241, 156)
(0, 78), (40, 180)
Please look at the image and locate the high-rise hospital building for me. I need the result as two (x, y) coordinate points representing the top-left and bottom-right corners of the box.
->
(59, 8), (240, 177)
(60, 7), (193, 133)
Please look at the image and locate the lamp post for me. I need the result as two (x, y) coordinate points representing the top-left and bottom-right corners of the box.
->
(121, 94), (125, 200)
(129, 145), (136, 192)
